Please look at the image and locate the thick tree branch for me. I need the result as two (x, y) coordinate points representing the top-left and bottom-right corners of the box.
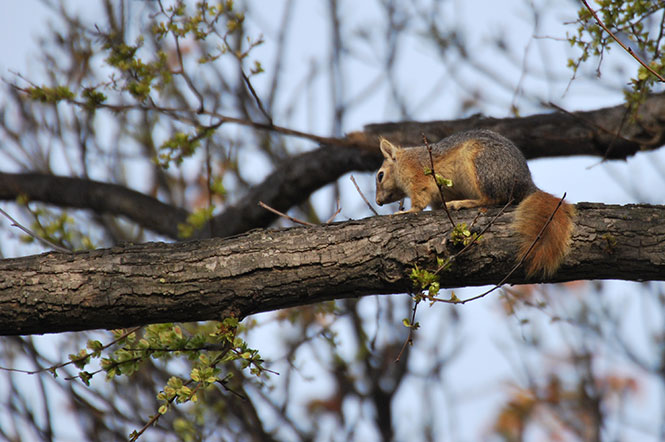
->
(1, 203), (663, 336)
(2, 95), (665, 239)
(0, 172), (188, 238)
(360, 92), (665, 159)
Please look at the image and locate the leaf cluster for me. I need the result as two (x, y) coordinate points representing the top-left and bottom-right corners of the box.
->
(569, 1), (665, 114)
(63, 318), (271, 438)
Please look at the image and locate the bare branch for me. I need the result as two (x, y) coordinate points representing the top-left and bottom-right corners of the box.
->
(258, 201), (314, 227)
(423, 134), (456, 228)
(0, 207), (70, 253)
(350, 175), (379, 216)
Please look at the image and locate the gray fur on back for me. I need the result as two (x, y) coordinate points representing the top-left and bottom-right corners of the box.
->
(429, 130), (537, 203)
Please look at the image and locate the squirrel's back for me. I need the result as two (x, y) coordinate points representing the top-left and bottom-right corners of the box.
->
(429, 130), (536, 203)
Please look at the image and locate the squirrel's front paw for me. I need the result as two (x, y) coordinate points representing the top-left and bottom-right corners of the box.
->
(393, 208), (417, 215)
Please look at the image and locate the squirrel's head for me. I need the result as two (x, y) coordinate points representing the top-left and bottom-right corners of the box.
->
(375, 138), (406, 206)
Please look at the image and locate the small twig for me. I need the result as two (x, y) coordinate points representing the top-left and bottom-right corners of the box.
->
(467, 210), (485, 230)
(218, 377), (249, 400)
(205, 135), (216, 237)
(394, 295), (419, 363)
(0, 207), (70, 253)
(580, 0), (665, 83)
(241, 71), (273, 125)
(546, 101), (634, 143)
(547, 101), (633, 163)
(172, 33), (205, 113)
(129, 395), (177, 442)
(14, 84), (378, 152)
(655, 7), (665, 60)
(350, 175), (379, 216)
(258, 201), (315, 227)
(456, 193), (567, 305)
(324, 198), (342, 224)
(422, 134), (456, 228)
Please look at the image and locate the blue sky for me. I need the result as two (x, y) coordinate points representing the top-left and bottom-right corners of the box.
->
(1, 1), (665, 441)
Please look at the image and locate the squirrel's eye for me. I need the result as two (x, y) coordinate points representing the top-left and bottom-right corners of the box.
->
(377, 171), (384, 182)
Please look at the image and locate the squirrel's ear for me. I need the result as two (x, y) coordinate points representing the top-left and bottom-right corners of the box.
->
(379, 138), (399, 161)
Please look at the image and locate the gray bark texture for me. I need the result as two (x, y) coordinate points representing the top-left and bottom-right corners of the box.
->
(1, 202), (663, 336)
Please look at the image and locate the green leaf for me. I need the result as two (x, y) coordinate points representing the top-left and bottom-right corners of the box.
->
(79, 371), (93, 386)
(26, 85), (75, 103)
(435, 174), (453, 188)
(191, 368), (201, 382)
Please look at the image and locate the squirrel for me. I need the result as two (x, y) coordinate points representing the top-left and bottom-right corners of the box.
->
(375, 129), (575, 277)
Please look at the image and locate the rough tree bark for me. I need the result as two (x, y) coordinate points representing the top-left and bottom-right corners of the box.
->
(1, 203), (663, 336)
(2, 94), (665, 239)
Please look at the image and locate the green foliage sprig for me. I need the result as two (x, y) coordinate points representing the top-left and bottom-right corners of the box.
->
(177, 205), (215, 238)
(451, 222), (481, 247)
(21, 0), (265, 174)
(569, 1), (665, 114)
(26, 85), (75, 103)
(17, 197), (95, 251)
(61, 319), (273, 441)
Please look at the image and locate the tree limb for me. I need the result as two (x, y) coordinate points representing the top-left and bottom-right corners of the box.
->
(1, 203), (663, 336)
(360, 92), (665, 159)
(2, 95), (665, 239)
(0, 172), (189, 238)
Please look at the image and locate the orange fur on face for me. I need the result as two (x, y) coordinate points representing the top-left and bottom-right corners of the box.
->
(376, 138), (489, 212)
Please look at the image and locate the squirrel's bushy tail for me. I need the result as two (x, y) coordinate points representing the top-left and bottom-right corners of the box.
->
(513, 191), (575, 278)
